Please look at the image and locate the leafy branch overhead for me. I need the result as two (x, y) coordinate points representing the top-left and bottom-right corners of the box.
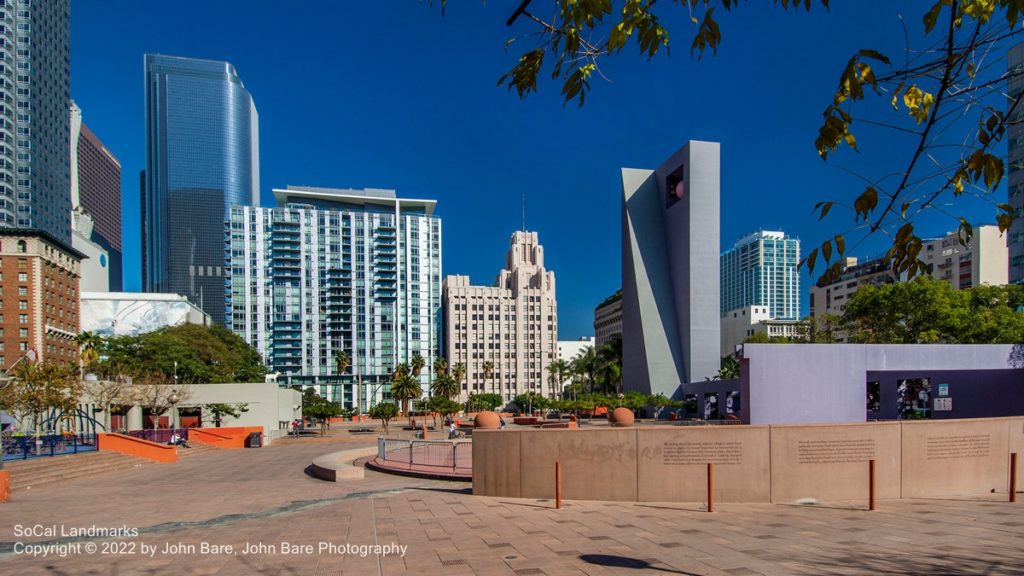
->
(428, 0), (1024, 283)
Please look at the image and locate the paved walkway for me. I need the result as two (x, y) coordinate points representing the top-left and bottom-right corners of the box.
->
(0, 425), (1021, 575)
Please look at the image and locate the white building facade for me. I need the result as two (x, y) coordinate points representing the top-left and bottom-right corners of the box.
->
(920, 224), (1008, 289)
(226, 187), (441, 410)
(442, 231), (558, 402)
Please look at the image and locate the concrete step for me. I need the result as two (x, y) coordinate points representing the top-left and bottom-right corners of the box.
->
(176, 442), (219, 458)
(3, 450), (124, 473)
(5, 451), (145, 491)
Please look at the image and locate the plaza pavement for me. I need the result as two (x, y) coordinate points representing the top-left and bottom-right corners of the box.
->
(0, 424), (1022, 575)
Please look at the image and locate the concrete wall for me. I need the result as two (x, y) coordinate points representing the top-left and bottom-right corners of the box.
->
(742, 344), (1018, 424)
(474, 417), (1023, 503)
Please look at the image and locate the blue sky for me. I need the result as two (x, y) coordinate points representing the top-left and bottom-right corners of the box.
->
(70, 1), (1008, 338)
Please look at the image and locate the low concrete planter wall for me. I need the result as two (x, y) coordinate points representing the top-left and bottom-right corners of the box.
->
(310, 446), (379, 482)
(98, 433), (177, 463)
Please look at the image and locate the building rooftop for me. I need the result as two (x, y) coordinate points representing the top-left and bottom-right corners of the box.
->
(273, 186), (437, 216)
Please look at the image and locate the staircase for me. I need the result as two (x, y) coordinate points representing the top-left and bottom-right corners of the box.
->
(3, 451), (145, 492)
(176, 441), (220, 459)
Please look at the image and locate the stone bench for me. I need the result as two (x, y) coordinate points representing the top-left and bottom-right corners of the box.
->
(310, 446), (379, 482)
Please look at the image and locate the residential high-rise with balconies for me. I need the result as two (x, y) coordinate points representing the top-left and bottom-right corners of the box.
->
(720, 230), (800, 321)
(0, 1), (72, 242)
(143, 54), (260, 323)
(226, 186), (441, 410)
(442, 231), (558, 403)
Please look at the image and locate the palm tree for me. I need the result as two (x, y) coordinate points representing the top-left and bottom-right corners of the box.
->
(75, 331), (103, 376)
(597, 336), (624, 394)
(431, 373), (460, 400)
(392, 362), (410, 380)
(451, 362), (467, 386)
(571, 347), (598, 394)
(547, 359), (570, 398)
(482, 360), (495, 394)
(410, 352), (426, 377)
(335, 350), (350, 375)
(433, 356), (449, 377)
(390, 373), (422, 425)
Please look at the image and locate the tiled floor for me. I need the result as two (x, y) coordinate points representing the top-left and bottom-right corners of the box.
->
(0, 427), (1021, 575)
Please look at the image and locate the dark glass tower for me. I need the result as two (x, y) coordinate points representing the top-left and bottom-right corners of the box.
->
(143, 54), (260, 323)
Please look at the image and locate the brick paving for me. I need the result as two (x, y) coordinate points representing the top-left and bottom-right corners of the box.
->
(0, 425), (1021, 575)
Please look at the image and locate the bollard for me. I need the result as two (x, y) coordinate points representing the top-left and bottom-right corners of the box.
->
(869, 459), (876, 511)
(1011, 453), (1018, 504)
(422, 422), (428, 440)
(555, 462), (562, 510)
(707, 462), (715, 513)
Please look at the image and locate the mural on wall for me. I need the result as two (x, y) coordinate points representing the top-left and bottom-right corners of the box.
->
(81, 299), (193, 336)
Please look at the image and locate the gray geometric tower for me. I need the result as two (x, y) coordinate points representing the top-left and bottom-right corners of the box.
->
(0, 0), (72, 241)
(143, 54), (260, 323)
(621, 140), (721, 397)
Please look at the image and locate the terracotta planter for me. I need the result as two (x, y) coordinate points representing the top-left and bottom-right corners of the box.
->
(474, 411), (501, 429)
(608, 407), (635, 427)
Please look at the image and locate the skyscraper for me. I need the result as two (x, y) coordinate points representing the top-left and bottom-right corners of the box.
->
(71, 102), (122, 291)
(227, 186), (441, 409)
(143, 54), (260, 323)
(1008, 43), (1024, 284)
(720, 230), (800, 321)
(0, 0), (72, 241)
(442, 231), (559, 402)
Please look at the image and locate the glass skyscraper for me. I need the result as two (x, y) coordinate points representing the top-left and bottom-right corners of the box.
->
(226, 186), (441, 409)
(0, 0), (72, 241)
(720, 230), (800, 320)
(143, 54), (259, 323)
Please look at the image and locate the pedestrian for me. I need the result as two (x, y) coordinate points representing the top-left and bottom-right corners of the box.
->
(292, 419), (300, 437)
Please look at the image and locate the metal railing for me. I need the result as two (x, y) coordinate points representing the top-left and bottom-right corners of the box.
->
(673, 419), (743, 426)
(377, 437), (472, 472)
(127, 428), (190, 444)
(2, 432), (98, 461)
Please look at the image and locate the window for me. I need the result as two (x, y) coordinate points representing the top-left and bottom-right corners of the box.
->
(18, 272), (26, 281)
(18, 314), (27, 323)
(18, 328), (27, 337)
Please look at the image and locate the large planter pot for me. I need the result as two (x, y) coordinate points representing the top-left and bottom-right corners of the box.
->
(608, 407), (635, 428)
(474, 411), (501, 430)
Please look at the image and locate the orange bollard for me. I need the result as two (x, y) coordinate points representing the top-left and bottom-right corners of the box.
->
(1011, 453), (1018, 503)
(869, 459), (876, 511)
(707, 462), (715, 513)
(555, 462), (562, 509)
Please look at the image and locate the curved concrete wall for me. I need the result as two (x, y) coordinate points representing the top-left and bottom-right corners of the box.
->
(473, 417), (1024, 503)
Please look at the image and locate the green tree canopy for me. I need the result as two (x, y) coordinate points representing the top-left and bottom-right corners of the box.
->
(468, 392), (503, 412)
(841, 277), (1024, 344)
(369, 402), (398, 435)
(98, 324), (267, 383)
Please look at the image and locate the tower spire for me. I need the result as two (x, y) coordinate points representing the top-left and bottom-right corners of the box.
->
(522, 192), (526, 232)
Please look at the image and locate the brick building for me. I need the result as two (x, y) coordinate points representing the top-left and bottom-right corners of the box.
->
(0, 229), (83, 371)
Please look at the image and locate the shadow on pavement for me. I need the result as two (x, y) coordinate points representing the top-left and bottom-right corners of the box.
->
(579, 554), (699, 575)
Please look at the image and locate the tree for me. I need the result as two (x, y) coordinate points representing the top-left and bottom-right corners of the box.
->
(410, 352), (426, 377)
(514, 392), (548, 415)
(82, 376), (131, 431)
(391, 373), (422, 424)
(433, 1), (1023, 283)
(451, 362), (467, 387)
(547, 359), (571, 398)
(433, 356), (449, 377)
(481, 360), (495, 394)
(427, 396), (462, 427)
(431, 373), (460, 400)
(468, 392), (503, 412)
(335, 350), (350, 376)
(0, 361), (82, 440)
(713, 356), (741, 381)
(369, 402), (398, 435)
(302, 396), (342, 437)
(206, 403), (249, 428)
(129, 373), (192, 430)
(98, 324), (267, 383)
(75, 331), (103, 376)
(570, 346), (598, 394)
(841, 277), (1024, 343)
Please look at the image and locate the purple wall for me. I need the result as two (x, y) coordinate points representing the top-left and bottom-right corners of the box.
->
(866, 369), (1024, 420)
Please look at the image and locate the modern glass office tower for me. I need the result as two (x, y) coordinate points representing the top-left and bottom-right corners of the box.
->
(143, 54), (260, 323)
(226, 186), (441, 409)
(0, 0), (72, 241)
(720, 230), (800, 321)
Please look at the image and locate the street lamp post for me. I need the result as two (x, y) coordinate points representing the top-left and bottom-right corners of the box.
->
(168, 390), (179, 432)
(0, 375), (10, 471)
